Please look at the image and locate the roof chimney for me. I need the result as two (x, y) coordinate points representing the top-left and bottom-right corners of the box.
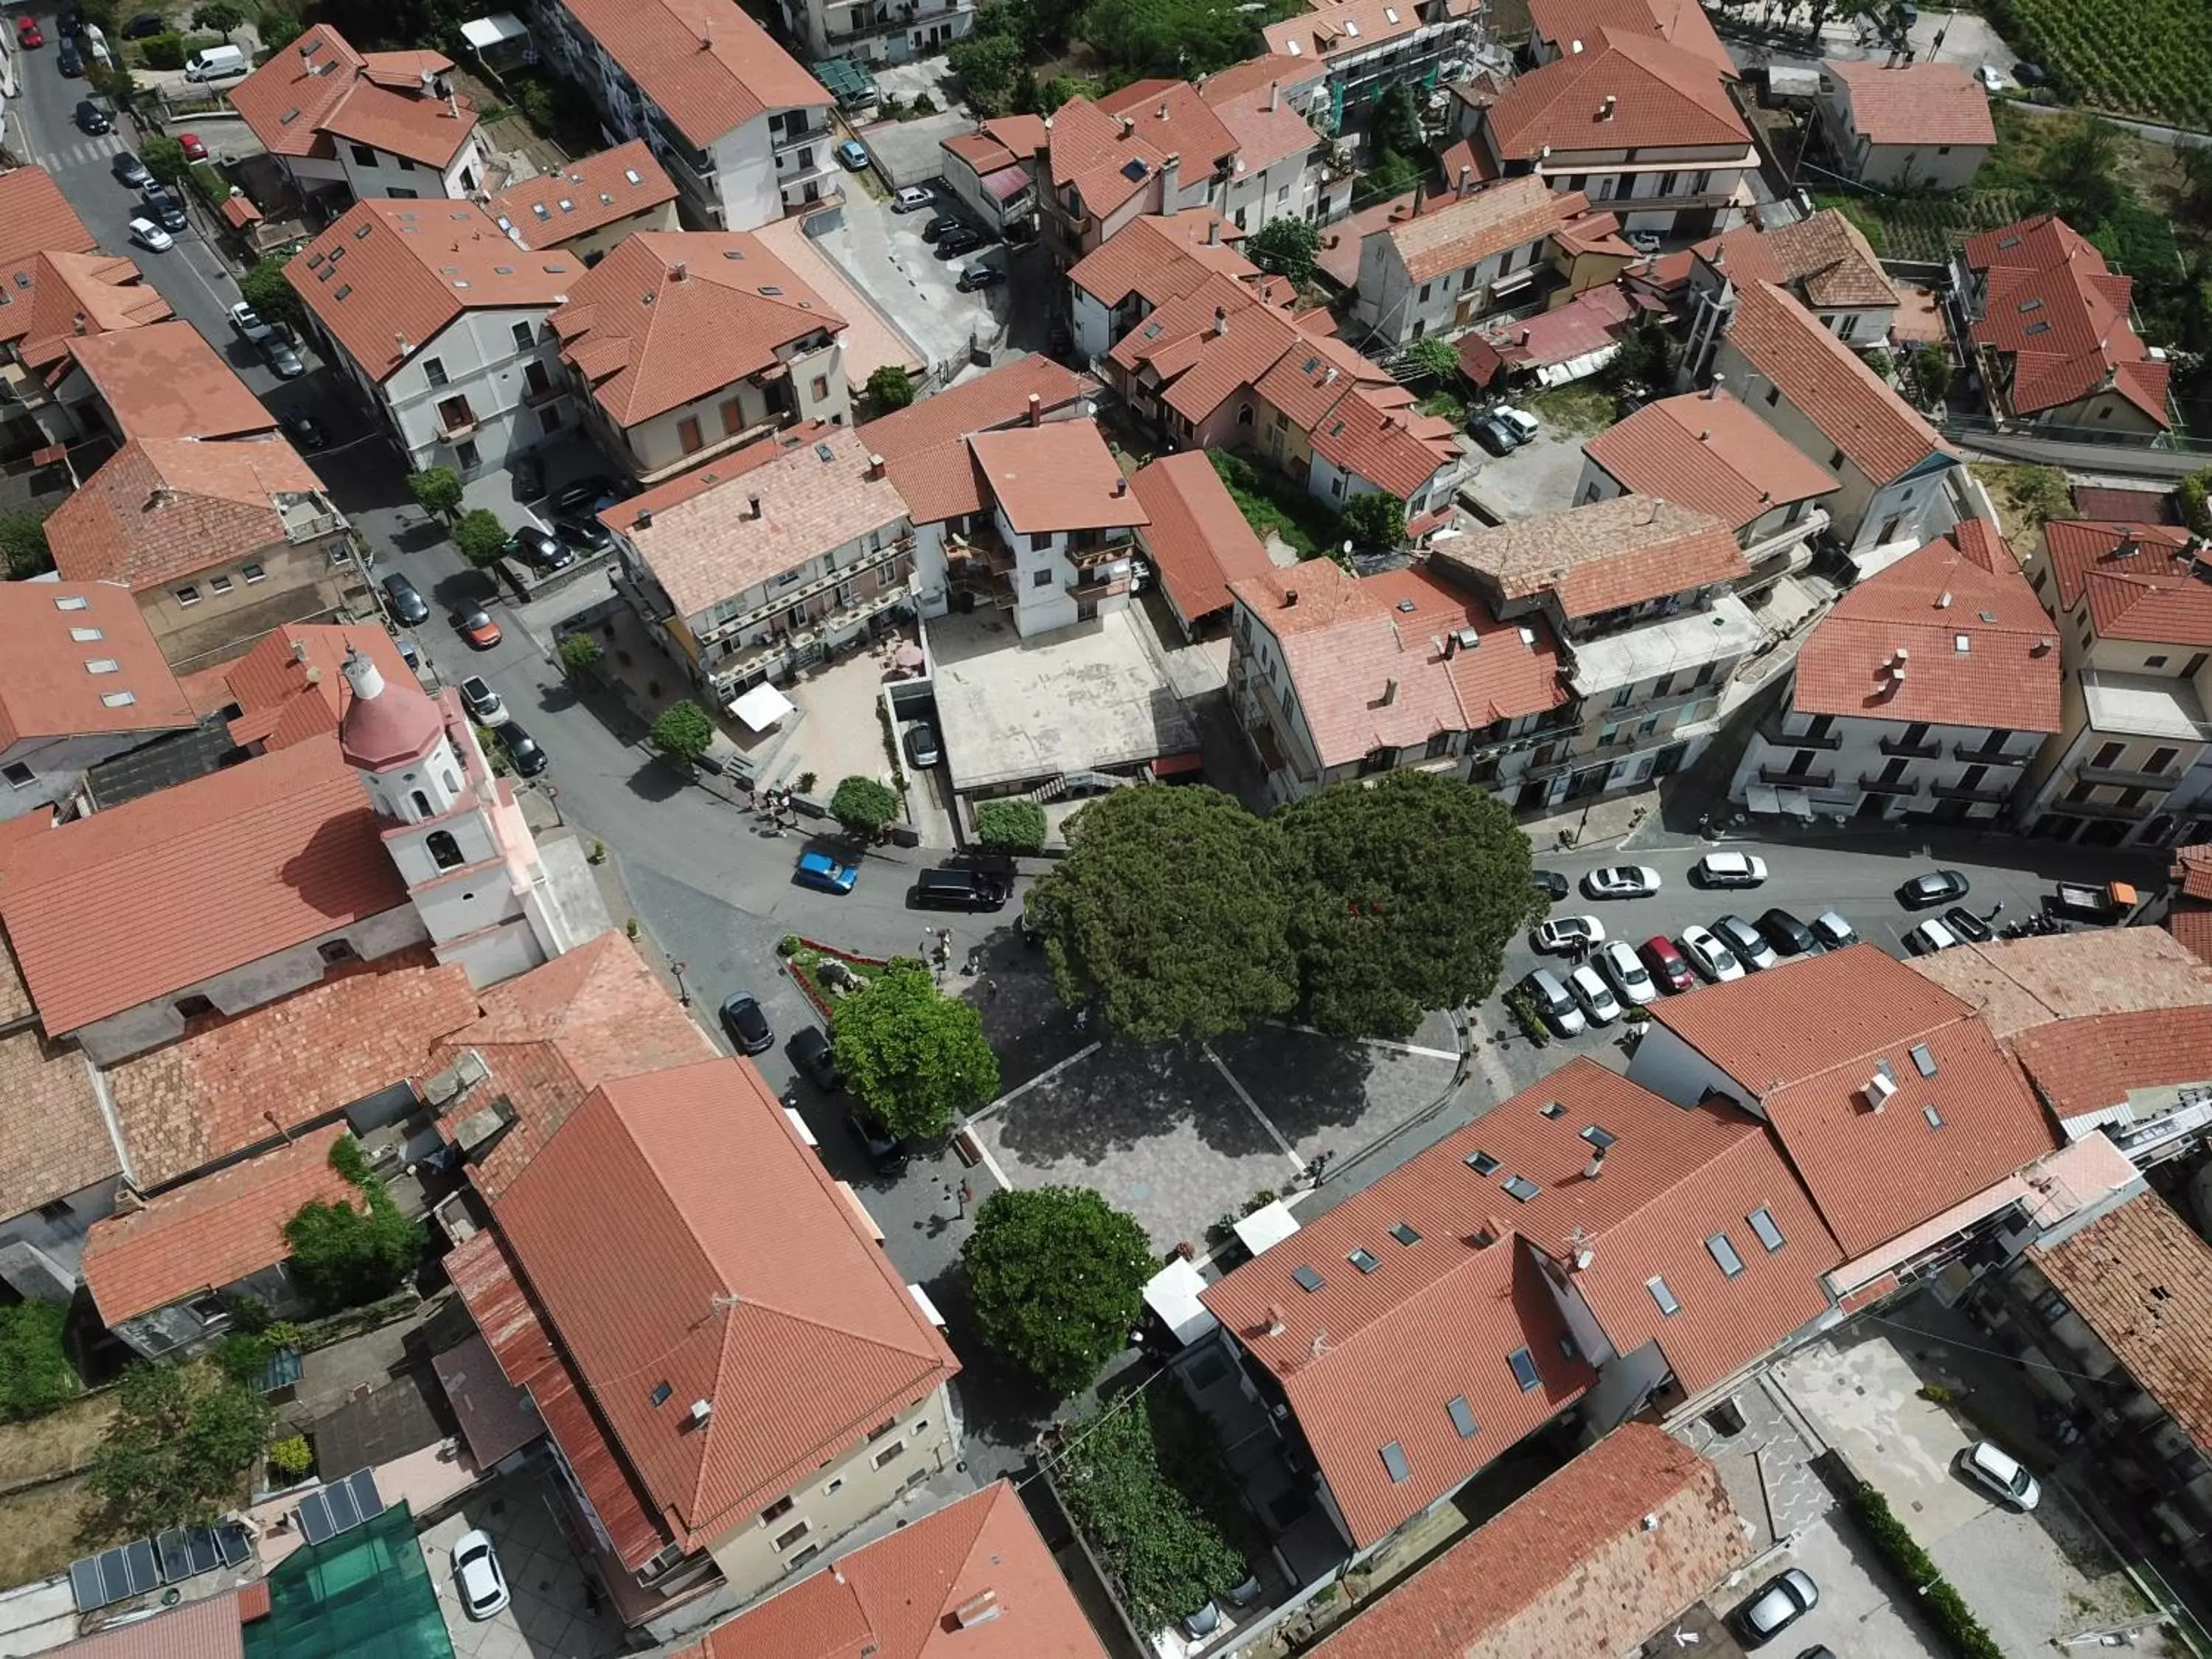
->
(1027, 392), (1042, 426)
(1582, 1144), (1607, 1180)
(748, 493), (763, 519)
(1598, 94), (1617, 120)
(866, 451), (886, 480)
(689, 1398), (713, 1425)
(1269, 79), (1281, 111)
(952, 1590), (1002, 1629)
(1214, 305), (1229, 336)
(669, 259), (688, 282)
(1282, 586), (1299, 608)
(1113, 475), (1129, 496)
(1264, 1304), (1287, 1336)
(635, 507), (653, 529)
(1117, 114), (1135, 139)
(1569, 35), (1584, 51)
(1458, 165), (1472, 198)
(1157, 100), (1169, 120)
(292, 637), (310, 663)
(1161, 150), (1181, 201)
(1478, 1215), (1506, 1248)
(1381, 676), (1399, 705)
(1207, 218), (1220, 246)
(1864, 1071), (1897, 1111)
(1698, 428), (1710, 442)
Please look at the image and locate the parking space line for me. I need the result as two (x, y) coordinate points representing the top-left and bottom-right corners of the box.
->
(969, 1039), (1100, 1120)
(1203, 1041), (1307, 1174)
(1276, 1020), (1459, 1061)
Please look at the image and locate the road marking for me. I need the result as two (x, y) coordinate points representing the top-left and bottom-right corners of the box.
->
(1274, 1020), (1458, 1061)
(1204, 1040), (1307, 1174)
(966, 1131), (1014, 1194)
(967, 1039), (1099, 1121)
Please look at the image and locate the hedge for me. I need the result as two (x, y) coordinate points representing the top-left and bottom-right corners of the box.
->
(1843, 1484), (2005, 1659)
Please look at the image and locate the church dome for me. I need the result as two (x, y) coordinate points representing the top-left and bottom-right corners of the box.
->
(337, 646), (446, 771)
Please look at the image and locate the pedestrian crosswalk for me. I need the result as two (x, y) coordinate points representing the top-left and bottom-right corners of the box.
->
(41, 135), (125, 170)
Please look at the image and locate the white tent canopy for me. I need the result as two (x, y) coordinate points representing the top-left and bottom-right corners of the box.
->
(459, 13), (529, 49)
(728, 682), (796, 732)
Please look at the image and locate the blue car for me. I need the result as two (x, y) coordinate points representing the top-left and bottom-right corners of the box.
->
(796, 849), (858, 894)
(836, 139), (869, 170)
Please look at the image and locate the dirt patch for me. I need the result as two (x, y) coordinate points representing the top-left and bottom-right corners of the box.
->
(1970, 462), (2071, 559)
(0, 1475), (99, 1587)
(0, 1396), (115, 1493)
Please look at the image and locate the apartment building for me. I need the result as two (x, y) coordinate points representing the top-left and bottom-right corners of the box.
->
(939, 114), (1048, 234)
(959, 421), (1148, 636)
(776, 0), (972, 63)
(228, 27), (488, 207)
(1679, 208), (1899, 381)
(1431, 495), (1759, 810)
(2017, 518), (2212, 847)
(1729, 518), (2062, 824)
(1197, 60), (1347, 233)
(484, 139), (680, 260)
(1040, 91), (1234, 264)
(1349, 175), (1587, 345)
(0, 239), (170, 453)
(1816, 60), (1994, 190)
(552, 232), (851, 485)
(1258, 0), (1479, 139)
(1525, 0), (1737, 77)
(288, 198), (577, 478)
(530, 0), (840, 230)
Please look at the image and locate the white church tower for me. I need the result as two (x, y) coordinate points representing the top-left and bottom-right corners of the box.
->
(336, 646), (582, 985)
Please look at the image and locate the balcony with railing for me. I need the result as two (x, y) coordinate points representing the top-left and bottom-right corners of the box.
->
(2076, 761), (2187, 790)
(1930, 779), (2014, 804)
(827, 0), (970, 40)
(1879, 733), (1941, 759)
(1760, 765), (1835, 788)
(1859, 773), (1922, 796)
(771, 116), (832, 153)
(1762, 715), (1843, 751)
(434, 395), (477, 442)
(647, 116), (717, 195)
(698, 535), (912, 656)
(1741, 506), (1829, 574)
(277, 493), (344, 544)
(1952, 741), (2030, 766)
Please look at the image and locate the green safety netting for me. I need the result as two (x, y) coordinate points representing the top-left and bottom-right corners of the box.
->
(814, 55), (878, 108)
(244, 1501), (455, 1659)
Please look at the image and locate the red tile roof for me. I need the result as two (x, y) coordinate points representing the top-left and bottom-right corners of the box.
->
(860, 355), (1096, 525)
(2034, 1191), (2212, 1454)
(222, 623), (417, 754)
(1456, 281), (1641, 380)
(46, 1587), (250, 1658)
(1649, 945), (2060, 1256)
(487, 141), (678, 250)
(1045, 94), (1181, 223)
(63, 320), (278, 443)
(678, 1482), (1108, 1659)
(552, 231), (844, 428)
(1724, 281), (1950, 484)
(1231, 560), (1568, 770)
(1823, 58), (1994, 148)
(0, 736), (409, 1037)
(1432, 495), (1749, 619)
(1251, 331), (1395, 430)
(1908, 928), (2212, 1043)
(535, 0), (827, 149)
(0, 167), (97, 285)
(1098, 78), (1242, 176)
(1066, 211), (1259, 312)
(1312, 1423), (1747, 1659)
(2009, 1005), (2212, 1123)
(2072, 484), (2177, 524)
(45, 435), (327, 592)
(1584, 389), (1839, 532)
(1790, 518), (2062, 731)
(1695, 208), (1896, 310)
(1131, 452), (1278, 623)
(1197, 66), (1324, 172)
(1526, 0), (1735, 77)
(1111, 271), (1303, 425)
(286, 200), (581, 384)
(1264, 0), (1477, 66)
(1310, 386), (1464, 499)
(1487, 28), (1747, 160)
(2040, 519), (2212, 645)
(2177, 844), (2212, 902)
(1380, 176), (1573, 285)
(229, 27), (474, 166)
(80, 1124), (356, 1324)
(490, 1057), (959, 1557)
(0, 579), (195, 751)
(969, 422), (1147, 535)
(0, 250), (171, 372)
(1965, 215), (2171, 428)
(0, 1027), (120, 1224)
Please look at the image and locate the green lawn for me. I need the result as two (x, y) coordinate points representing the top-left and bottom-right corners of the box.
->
(1208, 450), (1342, 563)
(1525, 382), (1613, 437)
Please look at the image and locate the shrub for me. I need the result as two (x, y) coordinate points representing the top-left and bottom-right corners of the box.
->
(240, 254), (306, 333)
(214, 1332), (274, 1385)
(1338, 490), (1406, 551)
(2182, 470), (2212, 537)
(1502, 987), (1551, 1046)
(1844, 1484), (2005, 1659)
(266, 1435), (313, 1481)
(0, 509), (54, 580)
(864, 364), (915, 411)
(453, 508), (509, 568)
(139, 133), (189, 188)
(1403, 336), (1461, 380)
(1913, 344), (1955, 406)
(1244, 216), (1323, 287)
(557, 632), (602, 678)
(649, 700), (715, 765)
(909, 91), (936, 114)
(830, 774), (900, 840)
(0, 1301), (77, 1422)
(87, 1365), (274, 1536)
(1861, 346), (1894, 380)
(139, 32), (187, 67)
(282, 1140), (422, 1313)
(796, 770), (818, 792)
(975, 797), (1047, 854)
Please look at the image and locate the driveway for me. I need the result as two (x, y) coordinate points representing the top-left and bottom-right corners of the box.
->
(807, 189), (1015, 379)
(1719, 1513), (1948, 1659)
(419, 1469), (625, 1658)
(1461, 428), (1586, 522)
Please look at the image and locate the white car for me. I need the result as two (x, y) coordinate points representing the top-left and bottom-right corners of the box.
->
(1961, 1441), (2042, 1510)
(1494, 404), (1540, 443)
(1693, 850), (1768, 888)
(1584, 864), (1660, 900)
(1596, 938), (1656, 1005)
(1679, 923), (1744, 983)
(1975, 62), (2010, 91)
(127, 216), (173, 253)
(1568, 963), (1620, 1026)
(1905, 917), (1961, 956)
(1533, 914), (1604, 953)
(891, 184), (933, 212)
(451, 1529), (510, 1620)
(228, 301), (274, 344)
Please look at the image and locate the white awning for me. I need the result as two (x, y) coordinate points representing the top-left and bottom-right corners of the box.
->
(1234, 1199), (1301, 1258)
(460, 13), (528, 47)
(728, 681), (796, 731)
(1745, 782), (1816, 820)
(1143, 1259), (1219, 1346)
(907, 1282), (948, 1328)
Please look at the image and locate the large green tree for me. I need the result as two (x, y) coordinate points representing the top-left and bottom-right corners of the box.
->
(1245, 217), (1322, 288)
(832, 964), (1000, 1139)
(1338, 490), (1405, 551)
(962, 1186), (1152, 1393)
(1077, 0), (1256, 77)
(830, 773), (900, 840)
(1279, 771), (1540, 1040)
(1027, 787), (1298, 1042)
(649, 700), (715, 765)
(86, 1364), (275, 1536)
(239, 254), (306, 335)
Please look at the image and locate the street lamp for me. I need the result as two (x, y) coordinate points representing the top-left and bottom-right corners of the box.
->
(671, 959), (690, 1006)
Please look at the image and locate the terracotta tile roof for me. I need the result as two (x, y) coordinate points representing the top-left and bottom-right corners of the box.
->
(1313, 1423), (1747, 1659)
(45, 435), (326, 592)
(557, 0), (827, 150)
(80, 1124), (357, 1324)
(1046, 94), (1176, 222)
(2073, 484), (2178, 524)
(1251, 331), (1394, 429)
(0, 251), (172, 372)
(63, 320), (277, 443)
(2177, 844), (2212, 902)
(1309, 386), (1464, 498)
(1118, 282), (1304, 425)
(487, 141), (677, 250)
(230, 27), (474, 165)
(611, 424), (908, 622)
(2170, 904), (2212, 968)
(1432, 494), (1747, 619)
(222, 623), (417, 753)
(490, 1057), (960, 1557)
(1697, 208), (1896, 311)
(1202, 52), (1326, 107)
(944, 114), (1051, 176)
(228, 27), (368, 159)
(1584, 390), (1838, 532)
(680, 1481), (1108, 1659)
(1908, 928), (2212, 1044)
(220, 195), (265, 230)
(103, 946), (476, 1190)
(46, 1587), (249, 1658)
(428, 931), (718, 1200)
(1455, 281), (1641, 380)
(1265, 0), (1475, 66)
(0, 167), (97, 285)
(1487, 28), (1747, 160)
(1823, 58), (1994, 148)
(1318, 192), (1418, 288)
(0, 736), (409, 1038)
(286, 200), (580, 384)
(2040, 519), (2212, 645)
(1097, 78), (1242, 175)
(1196, 69), (1323, 172)
(1381, 176), (1571, 284)
(860, 355), (1095, 525)
(970, 422), (1146, 535)
(1131, 453), (1277, 623)
(2011, 1006), (2212, 1123)
(551, 231), (844, 428)
(944, 130), (1024, 175)
(315, 78), (478, 169)
(0, 1028), (116, 1220)
(2034, 1191), (2212, 1453)
(1232, 558), (1568, 771)
(1526, 0), (1735, 77)
(1725, 282), (1950, 484)
(1789, 518), (2062, 731)
(0, 925), (36, 1032)
(1650, 945), (2059, 1255)
(1066, 211), (1258, 312)
(1966, 215), (2171, 428)
(0, 579), (195, 751)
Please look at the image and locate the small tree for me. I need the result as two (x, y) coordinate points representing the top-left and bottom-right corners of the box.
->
(407, 466), (464, 522)
(1913, 344), (1955, 406)
(139, 133), (190, 189)
(1404, 335), (1460, 380)
(191, 0), (245, 36)
(830, 773), (900, 840)
(1860, 346), (1894, 381)
(557, 632), (603, 678)
(0, 509), (54, 580)
(257, 3), (303, 49)
(962, 1186), (1152, 1393)
(864, 364), (916, 412)
(975, 797), (1047, 855)
(0, 1302), (76, 1422)
(1338, 490), (1405, 551)
(649, 700), (715, 765)
(282, 1138), (422, 1312)
(238, 254), (305, 335)
(453, 508), (510, 568)
(1245, 216), (1323, 288)
(86, 1364), (275, 1536)
(832, 964), (1000, 1139)
(2182, 469), (2212, 538)
(138, 32), (187, 69)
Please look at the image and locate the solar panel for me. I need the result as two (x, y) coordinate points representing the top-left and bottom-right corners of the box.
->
(69, 1557), (105, 1613)
(347, 1468), (386, 1523)
(296, 1470), (382, 1547)
(158, 1528), (193, 1582)
(297, 1489), (335, 1547)
(218, 1523), (251, 1568)
(187, 1526), (222, 1576)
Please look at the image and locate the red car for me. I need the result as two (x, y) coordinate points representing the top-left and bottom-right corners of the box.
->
(178, 132), (208, 161)
(16, 17), (45, 46)
(1638, 935), (1694, 994)
(453, 605), (502, 650)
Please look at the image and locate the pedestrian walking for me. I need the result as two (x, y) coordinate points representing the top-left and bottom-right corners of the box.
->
(983, 977), (998, 1001)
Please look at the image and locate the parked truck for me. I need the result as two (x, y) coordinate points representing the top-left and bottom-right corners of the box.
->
(2051, 879), (2138, 923)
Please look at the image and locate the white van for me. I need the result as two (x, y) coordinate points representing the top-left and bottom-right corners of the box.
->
(185, 43), (248, 81)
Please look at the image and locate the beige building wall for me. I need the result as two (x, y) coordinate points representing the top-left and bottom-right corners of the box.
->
(139, 534), (358, 673)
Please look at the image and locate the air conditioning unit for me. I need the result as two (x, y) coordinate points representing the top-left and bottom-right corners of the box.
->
(1864, 1072), (1897, 1110)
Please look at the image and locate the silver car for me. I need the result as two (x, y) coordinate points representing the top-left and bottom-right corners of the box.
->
(1713, 914), (1778, 972)
(262, 335), (305, 378)
(1736, 1568), (1818, 1644)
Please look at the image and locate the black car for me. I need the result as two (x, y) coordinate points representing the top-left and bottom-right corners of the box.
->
(912, 866), (1008, 911)
(2013, 60), (2048, 85)
(380, 571), (430, 625)
(57, 37), (83, 74)
(934, 226), (986, 260)
(139, 187), (186, 232)
(846, 1109), (908, 1176)
(279, 407), (327, 450)
(111, 151), (153, 189)
(956, 263), (1005, 293)
(1468, 413), (1519, 456)
(509, 451), (545, 502)
(121, 12), (167, 37)
(1756, 907), (1818, 959)
(1533, 870), (1569, 901)
(75, 100), (111, 135)
(921, 213), (964, 242)
(505, 524), (574, 571)
(717, 992), (773, 1055)
(1943, 904), (1994, 944)
(500, 720), (548, 777)
(788, 1026), (841, 1092)
(554, 515), (613, 556)
(1899, 869), (1970, 908)
(550, 473), (628, 517)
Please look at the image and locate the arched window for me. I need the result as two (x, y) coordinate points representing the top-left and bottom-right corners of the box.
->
(411, 789), (433, 818)
(442, 771), (460, 794)
(427, 830), (464, 870)
(1237, 402), (1254, 427)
